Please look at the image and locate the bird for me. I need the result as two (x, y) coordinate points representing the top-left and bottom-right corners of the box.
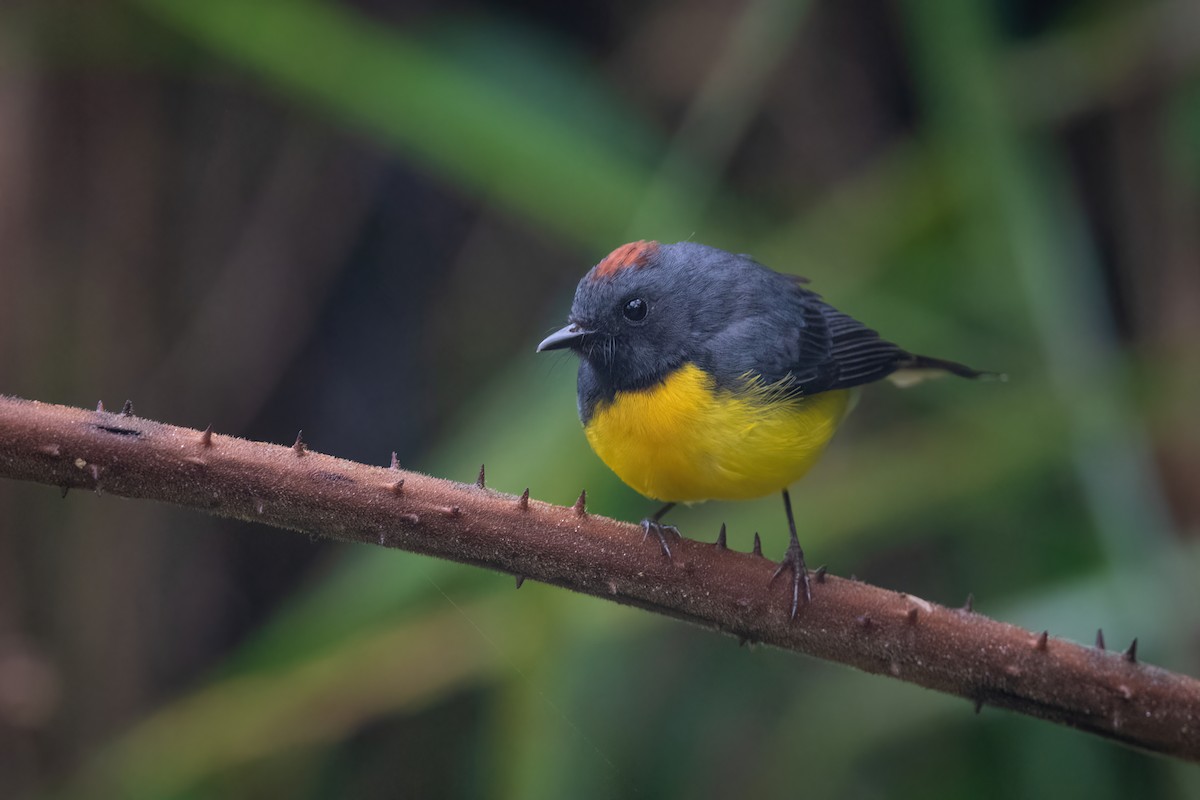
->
(537, 240), (991, 617)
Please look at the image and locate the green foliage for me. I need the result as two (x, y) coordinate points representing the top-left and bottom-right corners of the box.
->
(22, 0), (1198, 797)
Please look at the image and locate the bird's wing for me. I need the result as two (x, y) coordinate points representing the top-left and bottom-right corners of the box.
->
(702, 270), (983, 396)
(811, 306), (912, 391)
(781, 302), (990, 394)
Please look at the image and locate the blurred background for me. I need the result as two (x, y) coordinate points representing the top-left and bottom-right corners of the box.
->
(1, 0), (1198, 797)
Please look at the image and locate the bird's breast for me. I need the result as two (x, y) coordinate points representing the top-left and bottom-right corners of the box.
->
(583, 362), (851, 503)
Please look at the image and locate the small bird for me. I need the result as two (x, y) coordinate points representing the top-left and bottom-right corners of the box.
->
(537, 241), (989, 617)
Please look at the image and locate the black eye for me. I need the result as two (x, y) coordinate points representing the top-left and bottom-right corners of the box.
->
(623, 298), (648, 322)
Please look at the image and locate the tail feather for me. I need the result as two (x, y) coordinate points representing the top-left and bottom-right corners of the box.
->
(888, 354), (1004, 388)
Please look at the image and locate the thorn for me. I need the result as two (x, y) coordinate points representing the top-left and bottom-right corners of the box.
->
(255, 498), (265, 515)
(1117, 684), (1133, 701)
(1034, 631), (1049, 652)
(39, 443), (62, 457)
(292, 431), (306, 456)
(96, 400), (105, 413)
(515, 575), (526, 589)
(814, 565), (827, 583)
(441, 505), (462, 519)
(962, 593), (974, 613)
(400, 513), (419, 524)
(752, 533), (762, 557)
(88, 463), (102, 493)
(974, 698), (984, 715)
(517, 488), (530, 510)
(120, 399), (134, 417)
(199, 425), (213, 447)
(388, 479), (404, 495)
(476, 464), (486, 489)
(60, 485), (69, 499)
(378, 531), (386, 546)
(390, 451), (400, 470)
(1095, 629), (1106, 650)
(573, 489), (587, 517)
(1124, 638), (1138, 663)
(715, 523), (727, 548)
(906, 607), (919, 625)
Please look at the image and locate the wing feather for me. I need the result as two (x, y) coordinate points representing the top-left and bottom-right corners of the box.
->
(699, 261), (984, 397)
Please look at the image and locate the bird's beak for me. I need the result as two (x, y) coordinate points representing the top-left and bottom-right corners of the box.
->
(536, 323), (592, 352)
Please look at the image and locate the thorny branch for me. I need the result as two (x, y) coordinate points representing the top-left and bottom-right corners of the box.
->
(0, 395), (1197, 761)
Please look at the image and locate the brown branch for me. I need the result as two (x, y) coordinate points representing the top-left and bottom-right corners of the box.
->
(1, 394), (1197, 761)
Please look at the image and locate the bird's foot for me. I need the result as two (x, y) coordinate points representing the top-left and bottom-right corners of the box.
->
(640, 518), (680, 558)
(771, 537), (812, 619)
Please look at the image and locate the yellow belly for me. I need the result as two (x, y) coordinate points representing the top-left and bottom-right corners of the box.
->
(584, 363), (851, 503)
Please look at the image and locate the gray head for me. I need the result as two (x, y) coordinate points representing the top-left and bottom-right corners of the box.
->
(536, 241), (774, 392)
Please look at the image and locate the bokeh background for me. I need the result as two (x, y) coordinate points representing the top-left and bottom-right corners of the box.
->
(1, 0), (1199, 797)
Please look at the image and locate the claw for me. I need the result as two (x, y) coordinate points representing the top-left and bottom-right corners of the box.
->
(640, 502), (679, 557)
(640, 518), (680, 557)
(772, 489), (812, 619)
(771, 536), (811, 619)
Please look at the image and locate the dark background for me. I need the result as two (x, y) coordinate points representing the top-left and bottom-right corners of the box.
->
(1, 0), (1198, 797)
